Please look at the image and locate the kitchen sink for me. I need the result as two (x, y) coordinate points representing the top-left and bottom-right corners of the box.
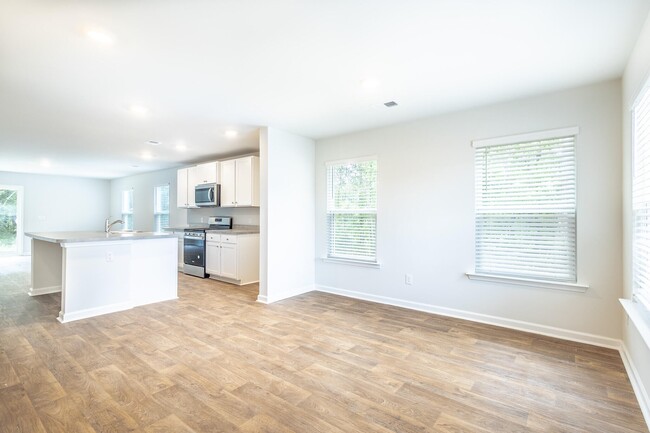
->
(110, 230), (146, 234)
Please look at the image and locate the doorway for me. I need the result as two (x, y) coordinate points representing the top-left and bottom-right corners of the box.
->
(0, 185), (24, 256)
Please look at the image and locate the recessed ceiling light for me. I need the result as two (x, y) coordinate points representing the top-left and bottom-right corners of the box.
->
(130, 165), (140, 168)
(175, 143), (187, 152)
(360, 78), (380, 90)
(40, 159), (51, 167)
(384, 101), (398, 107)
(141, 151), (153, 160)
(224, 130), (238, 138)
(147, 140), (161, 146)
(129, 105), (149, 116)
(86, 28), (114, 45)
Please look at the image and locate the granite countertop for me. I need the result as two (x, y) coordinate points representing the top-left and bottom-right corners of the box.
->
(164, 224), (209, 231)
(206, 226), (259, 235)
(165, 225), (260, 235)
(26, 231), (178, 244)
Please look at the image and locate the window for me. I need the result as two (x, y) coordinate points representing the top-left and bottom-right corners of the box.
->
(326, 158), (377, 263)
(0, 185), (23, 255)
(121, 189), (133, 230)
(633, 84), (650, 311)
(154, 184), (170, 232)
(472, 128), (578, 284)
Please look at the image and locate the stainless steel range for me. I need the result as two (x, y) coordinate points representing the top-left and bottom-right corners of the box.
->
(183, 216), (233, 278)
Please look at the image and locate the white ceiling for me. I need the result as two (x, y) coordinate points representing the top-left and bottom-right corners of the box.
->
(0, 0), (648, 179)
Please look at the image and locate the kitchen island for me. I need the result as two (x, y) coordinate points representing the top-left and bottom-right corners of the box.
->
(26, 231), (178, 323)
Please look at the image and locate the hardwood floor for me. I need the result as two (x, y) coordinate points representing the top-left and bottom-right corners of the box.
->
(0, 257), (647, 433)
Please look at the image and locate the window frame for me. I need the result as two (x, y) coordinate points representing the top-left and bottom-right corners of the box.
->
(324, 156), (379, 266)
(632, 82), (650, 312)
(467, 127), (588, 292)
(121, 189), (134, 231)
(153, 184), (170, 232)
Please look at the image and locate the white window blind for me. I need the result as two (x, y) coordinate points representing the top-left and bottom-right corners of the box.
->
(474, 130), (577, 283)
(633, 85), (650, 311)
(154, 184), (170, 232)
(326, 158), (377, 262)
(121, 189), (133, 230)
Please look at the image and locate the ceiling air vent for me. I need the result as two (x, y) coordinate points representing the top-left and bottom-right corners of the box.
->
(384, 101), (398, 108)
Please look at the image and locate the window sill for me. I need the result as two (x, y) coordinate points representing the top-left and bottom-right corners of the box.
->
(321, 257), (381, 269)
(620, 299), (650, 351)
(466, 272), (589, 293)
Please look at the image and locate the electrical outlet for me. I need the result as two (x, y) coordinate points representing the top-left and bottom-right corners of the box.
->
(106, 251), (114, 262)
(405, 274), (413, 285)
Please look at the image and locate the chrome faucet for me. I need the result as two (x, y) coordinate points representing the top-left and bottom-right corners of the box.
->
(105, 218), (124, 233)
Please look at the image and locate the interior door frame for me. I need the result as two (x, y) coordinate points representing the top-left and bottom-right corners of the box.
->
(0, 184), (24, 256)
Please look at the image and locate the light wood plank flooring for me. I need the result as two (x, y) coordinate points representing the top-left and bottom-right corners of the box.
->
(0, 257), (647, 433)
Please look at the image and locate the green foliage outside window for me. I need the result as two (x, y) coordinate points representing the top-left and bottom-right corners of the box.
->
(0, 189), (17, 248)
(327, 159), (377, 261)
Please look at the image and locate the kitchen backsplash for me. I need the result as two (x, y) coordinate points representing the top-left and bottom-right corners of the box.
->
(187, 206), (260, 226)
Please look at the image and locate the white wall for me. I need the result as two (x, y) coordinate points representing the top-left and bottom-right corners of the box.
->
(623, 10), (650, 420)
(0, 171), (110, 254)
(259, 127), (315, 303)
(110, 167), (187, 231)
(315, 80), (623, 341)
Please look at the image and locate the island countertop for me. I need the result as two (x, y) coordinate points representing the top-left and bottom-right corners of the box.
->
(27, 231), (178, 323)
(25, 231), (178, 244)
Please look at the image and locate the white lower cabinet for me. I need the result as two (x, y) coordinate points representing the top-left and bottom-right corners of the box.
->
(220, 242), (238, 279)
(206, 242), (221, 275)
(205, 232), (259, 285)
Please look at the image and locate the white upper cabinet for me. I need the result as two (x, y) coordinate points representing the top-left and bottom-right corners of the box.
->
(194, 161), (218, 185)
(177, 168), (189, 208)
(220, 156), (259, 207)
(177, 167), (197, 208)
(177, 157), (255, 209)
(177, 162), (218, 208)
(220, 159), (236, 207)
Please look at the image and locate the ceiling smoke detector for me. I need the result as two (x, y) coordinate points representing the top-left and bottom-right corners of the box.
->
(384, 101), (398, 108)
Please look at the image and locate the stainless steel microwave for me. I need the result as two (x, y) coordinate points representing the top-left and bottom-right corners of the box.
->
(195, 183), (220, 207)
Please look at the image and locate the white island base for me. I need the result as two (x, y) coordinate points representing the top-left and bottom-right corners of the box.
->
(27, 232), (178, 323)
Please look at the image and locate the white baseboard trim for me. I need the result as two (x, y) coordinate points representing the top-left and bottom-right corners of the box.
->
(28, 285), (62, 296)
(57, 301), (133, 323)
(315, 284), (621, 349)
(619, 342), (650, 429)
(257, 284), (315, 304)
(132, 296), (179, 307)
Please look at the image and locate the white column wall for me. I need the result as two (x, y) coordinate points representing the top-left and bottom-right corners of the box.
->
(259, 127), (315, 303)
